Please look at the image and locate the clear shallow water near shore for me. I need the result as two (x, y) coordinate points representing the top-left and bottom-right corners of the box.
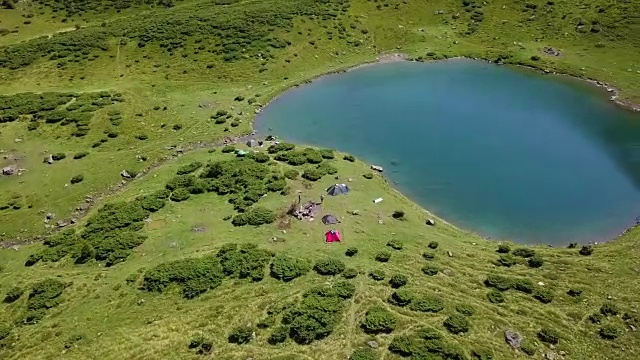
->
(255, 59), (640, 245)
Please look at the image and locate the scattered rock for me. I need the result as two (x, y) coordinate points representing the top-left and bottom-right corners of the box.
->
(137, 299), (145, 305)
(192, 226), (206, 232)
(349, 210), (360, 215)
(559, 351), (567, 356)
(543, 46), (561, 56)
(120, 170), (132, 178)
(2, 166), (16, 175)
(56, 220), (68, 228)
(538, 281), (545, 286)
(46, 154), (54, 164)
(367, 340), (379, 349)
(504, 330), (523, 348)
(370, 165), (384, 172)
(545, 351), (559, 360)
(426, 218), (436, 226)
(630, 325), (637, 331)
(447, 251), (453, 257)
(45, 212), (56, 220)
(14, 138), (23, 143)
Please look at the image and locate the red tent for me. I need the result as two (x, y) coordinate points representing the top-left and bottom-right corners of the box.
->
(325, 230), (341, 243)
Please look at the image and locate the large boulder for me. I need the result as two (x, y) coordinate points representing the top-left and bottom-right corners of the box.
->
(504, 330), (523, 348)
(2, 166), (16, 175)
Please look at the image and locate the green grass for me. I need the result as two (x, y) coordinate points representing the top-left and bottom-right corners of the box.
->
(0, 0), (639, 358)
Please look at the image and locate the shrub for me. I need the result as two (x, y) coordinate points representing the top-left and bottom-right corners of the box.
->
(170, 188), (191, 202)
(73, 151), (89, 159)
(487, 289), (505, 303)
(512, 248), (535, 258)
(74, 242), (96, 264)
(270, 255), (310, 281)
(387, 239), (403, 250)
(138, 196), (166, 212)
(421, 265), (439, 276)
(284, 169), (298, 179)
(388, 290), (413, 307)
(349, 348), (377, 360)
(533, 288), (554, 303)
(314, 258), (346, 275)
(495, 254), (516, 267)
(177, 161), (203, 175)
(52, 152), (66, 161)
(496, 244), (510, 253)
(428, 241), (439, 249)
(443, 314), (470, 334)
(484, 274), (512, 291)
(319, 149), (335, 159)
(416, 326), (443, 340)
(599, 324), (621, 340)
(142, 256), (224, 299)
(333, 281), (356, 299)
(267, 142), (296, 153)
(455, 303), (475, 316)
(268, 325), (289, 344)
(342, 267), (358, 279)
(363, 173), (374, 179)
(567, 288), (583, 297)
(391, 210), (405, 220)
(388, 335), (415, 356)
(537, 328), (560, 344)
(422, 251), (435, 260)
(389, 274), (408, 288)
(188, 336), (213, 354)
(600, 302), (619, 316)
(216, 244), (273, 281)
(228, 326), (253, 344)
(24, 278), (67, 324)
(165, 174), (196, 190)
(285, 286), (345, 344)
(361, 306), (396, 333)
(4, 286), (23, 303)
(375, 251), (391, 262)
(70, 174), (84, 184)
(0, 324), (12, 340)
(345, 247), (358, 257)
(409, 295), (444, 313)
(221, 145), (236, 153)
(520, 339), (536, 355)
(579, 245), (593, 256)
(588, 313), (603, 324)
(528, 255), (544, 268)
(135, 133), (148, 140)
(369, 269), (385, 281)
(302, 168), (323, 181)
(233, 207), (276, 226)
(530, 55), (540, 61)
(316, 162), (337, 175)
(343, 154), (355, 162)
(512, 278), (534, 294)
(173, 124), (182, 130)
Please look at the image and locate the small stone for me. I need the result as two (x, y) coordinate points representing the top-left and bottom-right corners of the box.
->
(447, 251), (453, 257)
(137, 299), (145, 305)
(426, 218), (436, 226)
(538, 282), (545, 286)
(367, 340), (379, 349)
(504, 330), (523, 348)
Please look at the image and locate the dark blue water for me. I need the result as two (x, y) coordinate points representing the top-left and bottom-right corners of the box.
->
(255, 60), (640, 245)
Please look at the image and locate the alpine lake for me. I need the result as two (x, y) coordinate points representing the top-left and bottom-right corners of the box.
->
(255, 59), (640, 246)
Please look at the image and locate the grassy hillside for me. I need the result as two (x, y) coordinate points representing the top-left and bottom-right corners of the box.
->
(0, 0), (639, 359)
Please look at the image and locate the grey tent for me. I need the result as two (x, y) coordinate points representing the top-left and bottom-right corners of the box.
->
(326, 183), (349, 196)
(246, 139), (259, 147)
(322, 214), (338, 225)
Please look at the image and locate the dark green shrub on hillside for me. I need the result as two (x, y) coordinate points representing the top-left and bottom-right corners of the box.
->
(361, 306), (396, 334)
(73, 151), (88, 159)
(389, 274), (408, 288)
(349, 348), (377, 360)
(443, 314), (470, 334)
(216, 243), (273, 281)
(0, 324), (12, 341)
(409, 295), (444, 313)
(416, 326), (443, 340)
(333, 281), (356, 299)
(512, 248), (535, 258)
(232, 206), (276, 226)
(142, 256), (224, 299)
(369, 269), (385, 281)
(528, 255), (544, 268)
(166, 174), (196, 190)
(284, 286), (345, 344)
(24, 278), (67, 324)
(342, 267), (358, 279)
(188, 335), (213, 354)
(221, 145), (235, 153)
(484, 274), (512, 291)
(314, 258), (346, 275)
(421, 264), (439, 276)
(74, 242), (96, 264)
(456, 303), (475, 316)
(345, 247), (358, 257)
(391, 210), (405, 220)
(387, 239), (403, 250)
(267, 142), (295, 153)
(388, 290), (414, 307)
(496, 244), (510, 253)
(599, 324), (621, 340)
(537, 327), (560, 344)
(177, 161), (203, 175)
(138, 195), (166, 212)
(343, 154), (355, 162)
(600, 302), (619, 316)
(4, 286), (24, 303)
(363, 173), (374, 179)
(422, 251), (435, 260)
(533, 288), (554, 303)
(52, 152), (66, 161)
(472, 348), (494, 359)
(284, 169), (298, 179)
(170, 188), (191, 202)
(270, 255), (310, 281)
(494, 254), (516, 267)
(250, 152), (270, 163)
(316, 162), (338, 175)
(567, 288), (583, 297)
(303, 148), (323, 164)
(319, 149), (335, 159)
(228, 326), (253, 344)
(579, 245), (594, 256)
(588, 313), (604, 324)
(375, 251), (391, 262)
(268, 325), (289, 344)
(512, 278), (534, 294)
(388, 335), (415, 357)
(487, 289), (505, 303)
(428, 241), (439, 249)
(520, 339), (537, 355)
(70, 174), (84, 184)
(301, 167), (323, 181)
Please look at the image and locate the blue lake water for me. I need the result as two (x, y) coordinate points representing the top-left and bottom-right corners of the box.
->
(255, 59), (640, 245)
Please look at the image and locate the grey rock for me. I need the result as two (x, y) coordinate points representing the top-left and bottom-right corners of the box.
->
(426, 218), (436, 226)
(367, 341), (379, 349)
(2, 166), (16, 175)
(504, 330), (523, 348)
(47, 154), (54, 164)
(120, 170), (131, 178)
(545, 351), (558, 360)
(447, 251), (453, 257)
(45, 212), (55, 220)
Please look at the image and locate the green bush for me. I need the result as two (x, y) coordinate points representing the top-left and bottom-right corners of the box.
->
(495, 254), (516, 267)
(270, 255), (310, 281)
(533, 288), (554, 303)
(232, 206), (276, 226)
(51, 152), (67, 161)
(443, 314), (470, 334)
(135, 133), (148, 140)
(0, 324), (12, 341)
(142, 256), (224, 299)
(388, 335), (415, 357)
(427, 241), (439, 249)
(363, 173), (374, 179)
(512, 278), (534, 294)
(512, 248), (535, 258)
(345, 247), (358, 257)
(138, 195), (166, 212)
(268, 325), (289, 344)
(599, 324), (621, 340)
(70, 174), (84, 184)
(284, 169), (298, 179)
(455, 303), (475, 316)
(165, 174), (196, 190)
(24, 278), (67, 324)
(188, 335), (213, 354)
(173, 124), (182, 130)
(388, 290), (414, 307)
(520, 339), (536, 355)
(391, 210), (405, 220)
(472, 348), (494, 359)
(176, 161), (203, 175)
(421, 264), (439, 276)
(588, 313), (603, 324)
(600, 302), (619, 316)
(342, 267), (358, 279)
(314, 258), (346, 275)
(73, 151), (89, 159)
(369, 269), (385, 281)
(170, 188), (191, 202)
(579, 245), (594, 256)
(285, 286), (345, 344)
(216, 243), (273, 281)
(484, 274), (512, 291)
(343, 154), (355, 162)
(361, 306), (396, 334)
(375, 251), (391, 262)
(316, 162), (338, 175)
(387, 239), (403, 250)
(228, 326), (254, 344)
(267, 142), (295, 153)
(528, 255), (544, 268)
(221, 145), (236, 153)
(422, 251), (435, 260)
(3, 286), (23, 303)
(389, 274), (408, 288)
(74, 242), (96, 264)
(496, 244), (510, 253)
(567, 288), (583, 297)
(301, 167), (323, 181)
(487, 289), (505, 303)
(349, 348), (377, 360)
(319, 149), (335, 159)
(333, 280), (356, 299)
(537, 327), (560, 344)
(408, 295), (444, 313)
(416, 326), (443, 340)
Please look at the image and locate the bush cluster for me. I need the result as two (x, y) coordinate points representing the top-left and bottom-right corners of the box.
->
(389, 274), (408, 288)
(345, 247), (358, 257)
(369, 269), (385, 281)
(177, 161), (203, 175)
(386, 239), (403, 250)
(217, 243), (274, 281)
(579, 245), (594, 256)
(188, 335), (213, 355)
(443, 314), (470, 334)
(228, 326), (254, 344)
(496, 244), (510, 253)
(3, 286), (24, 303)
(388, 290), (413, 307)
(361, 306), (396, 334)
(142, 256), (224, 299)
(512, 248), (535, 258)
(342, 267), (358, 279)
(421, 265), (439, 276)
(349, 348), (377, 360)
(408, 295), (444, 313)
(270, 255), (310, 281)
(388, 328), (467, 359)
(313, 258), (346, 275)
(537, 327), (560, 344)
(375, 251), (391, 262)
(428, 241), (439, 249)
(24, 278), (67, 325)
(232, 206), (276, 226)
(599, 324), (621, 340)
